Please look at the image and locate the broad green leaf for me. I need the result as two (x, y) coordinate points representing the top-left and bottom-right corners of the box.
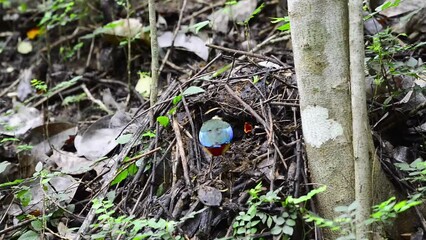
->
(267, 216), (273, 228)
(286, 219), (296, 227)
(282, 225), (294, 235)
(270, 226), (282, 235)
(274, 217), (285, 225)
(116, 133), (132, 144)
(142, 130), (156, 138)
(157, 116), (170, 127)
(168, 106), (177, 115)
(31, 219), (43, 231)
(18, 230), (39, 240)
(182, 86), (205, 96)
(237, 227), (246, 234)
(111, 169), (129, 186)
(172, 95), (182, 105)
(16, 189), (31, 207)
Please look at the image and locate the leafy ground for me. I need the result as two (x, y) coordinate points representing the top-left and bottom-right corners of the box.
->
(0, 0), (426, 239)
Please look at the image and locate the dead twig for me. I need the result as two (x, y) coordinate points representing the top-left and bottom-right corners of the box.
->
(172, 116), (192, 188)
(182, 1), (225, 22)
(159, 0), (188, 74)
(224, 84), (270, 134)
(206, 43), (282, 65)
(81, 83), (113, 114)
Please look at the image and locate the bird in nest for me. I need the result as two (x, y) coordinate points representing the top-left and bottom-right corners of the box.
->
(199, 116), (233, 156)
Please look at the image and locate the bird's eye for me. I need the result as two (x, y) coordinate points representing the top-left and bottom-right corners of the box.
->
(208, 129), (212, 132)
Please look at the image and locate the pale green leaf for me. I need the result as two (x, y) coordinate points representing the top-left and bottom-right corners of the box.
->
(182, 86), (205, 96)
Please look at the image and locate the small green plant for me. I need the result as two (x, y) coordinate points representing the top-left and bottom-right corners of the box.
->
(305, 202), (358, 240)
(305, 196), (422, 239)
(241, 3), (265, 25)
(271, 16), (290, 32)
(367, 195), (422, 225)
(230, 183), (325, 239)
(39, 0), (81, 30)
(365, 0), (401, 18)
(59, 41), (84, 60)
(188, 20), (210, 34)
(168, 95), (182, 115)
(225, 0), (237, 5)
(0, 0), (11, 8)
(16, 144), (33, 153)
(31, 79), (48, 93)
(142, 130), (156, 138)
(395, 158), (426, 195)
(62, 93), (87, 106)
(90, 197), (206, 239)
(0, 137), (20, 144)
(156, 116), (170, 127)
(110, 160), (138, 186)
(252, 75), (260, 84)
(366, 28), (426, 104)
(0, 138), (32, 153)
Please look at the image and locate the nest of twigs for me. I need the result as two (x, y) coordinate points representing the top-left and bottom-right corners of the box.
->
(99, 58), (306, 239)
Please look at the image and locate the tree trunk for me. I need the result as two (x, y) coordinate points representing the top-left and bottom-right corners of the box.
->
(289, 0), (396, 239)
(349, 0), (373, 238)
(288, 0), (355, 238)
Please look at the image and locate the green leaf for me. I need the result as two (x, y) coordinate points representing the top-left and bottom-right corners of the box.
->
(257, 212), (267, 223)
(0, 137), (19, 143)
(172, 95), (182, 105)
(267, 216), (273, 228)
(233, 221), (239, 228)
(225, 0), (237, 5)
(243, 3), (265, 25)
(237, 227), (246, 234)
(247, 205), (257, 217)
(111, 169), (129, 186)
(142, 130), (156, 138)
(0, 178), (24, 187)
(16, 189), (31, 207)
(168, 106), (178, 115)
(252, 75), (260, 84)
(157, 116), (170, 127)
(281, 212), (289, 218)
(270, 226), (282, 235)
(282, 225), (294, 235)
(31, 219), (43, 231)
(241, 213), (252, 221)
(18, 230), (39, 240)
(375, 0), (400, 12)
(250, 220), (260, 227)
(285, 219), (296, 227)
(287, 185), (326, 204)
(182, 86), (205, 96)
(274, 217), (285, 225)
(277, 23), (290, 31)
(188, 20), (210, 34)
(116, 134), (133, 144)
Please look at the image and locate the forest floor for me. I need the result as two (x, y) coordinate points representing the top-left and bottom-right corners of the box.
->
(0, 0), (426, 239)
